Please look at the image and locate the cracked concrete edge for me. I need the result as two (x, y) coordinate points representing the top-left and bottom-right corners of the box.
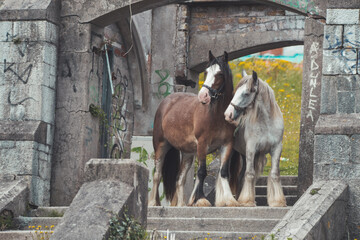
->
(266, 180), (348, 240)
(0, 178), (29, 217)
(0, 0), (60, 24)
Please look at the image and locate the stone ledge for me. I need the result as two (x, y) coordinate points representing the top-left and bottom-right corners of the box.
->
(85, 158), (148, 187)
(50, 180), (135, 240)
(315, 114), (360, 135)
(0, 179), (29, 217)
(326, 9), (360, 24)
(85, 159), (149, 225)
(0, 0), (59, 24)
(266, 180), (348, 240)
(0, 120), (47, 145)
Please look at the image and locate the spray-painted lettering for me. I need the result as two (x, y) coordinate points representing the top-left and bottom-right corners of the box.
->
(155, 69), (172, 98)
(306, 41), (319, 122)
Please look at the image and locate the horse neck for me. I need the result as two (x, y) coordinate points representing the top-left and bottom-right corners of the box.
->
(210, 78), (233, 115)
(252, 82), (280, 122)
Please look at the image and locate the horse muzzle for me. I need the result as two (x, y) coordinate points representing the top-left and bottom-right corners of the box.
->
(224, 104), (243, 124)
(198, 88), (211, 105)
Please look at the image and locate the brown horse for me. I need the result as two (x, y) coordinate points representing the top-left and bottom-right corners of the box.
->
(148, 51), (239, 207)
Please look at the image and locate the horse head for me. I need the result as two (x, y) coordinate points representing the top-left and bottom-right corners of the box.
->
(224, 70), (258, 125)
(198, 51), (230, 105)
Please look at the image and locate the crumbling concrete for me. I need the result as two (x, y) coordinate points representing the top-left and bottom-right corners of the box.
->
(50, 159), (148, 240)
(314, 6), (360, 238)
(267, 180), (348, 240)
(0, 177), (29, 219)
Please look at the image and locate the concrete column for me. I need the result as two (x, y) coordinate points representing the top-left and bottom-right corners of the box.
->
(314, 7), (360, 238)
(0, 0), (60, 206)
(297, 17), (324, 196)
(51, 16), (104, 205)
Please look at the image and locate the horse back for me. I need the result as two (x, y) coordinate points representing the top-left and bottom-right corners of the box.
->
(153, 92), (199, 152)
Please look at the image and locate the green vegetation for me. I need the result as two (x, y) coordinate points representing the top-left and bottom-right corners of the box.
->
(108, 211), (148, 240)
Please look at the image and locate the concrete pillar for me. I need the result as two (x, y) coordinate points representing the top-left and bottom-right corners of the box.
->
(314, 7), (360, 238)
(0, 0), (60, 206)
(51, 16), (103, 205)
(297, 17), (324, 196)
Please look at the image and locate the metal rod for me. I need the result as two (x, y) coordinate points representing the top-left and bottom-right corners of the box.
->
(104, 44), (114, 95)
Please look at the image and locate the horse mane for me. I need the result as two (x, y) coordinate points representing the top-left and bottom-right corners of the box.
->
(236, 76), (282, 127)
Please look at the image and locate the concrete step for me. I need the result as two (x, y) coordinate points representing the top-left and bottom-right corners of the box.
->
(148, 206), (290, 219)
(147, 217), (279, 232)
(150, 230), (268, 240)
(255, 185), (297, 195)
(147, 206), (290, 238)
(257, 175), (298, 186)
(0, 230), (33, 240)
(14, 216), (62, 230)
(256, 195), (298, 206)
(26, 206), (68, 217)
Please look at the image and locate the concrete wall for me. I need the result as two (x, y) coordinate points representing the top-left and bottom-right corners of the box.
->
(314, 7), (360, 238)
(0, 0), (59, 206)
(267, 180), (348, 239)
(188, 4), (305, 72)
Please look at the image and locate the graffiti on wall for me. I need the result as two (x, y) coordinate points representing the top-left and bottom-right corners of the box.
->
(306, 41), (319, 122)
(3, 35), (35, 118)
(110, 67), (133, 158)
(155, 69), (172, 98)
(272, 0), (319, 15)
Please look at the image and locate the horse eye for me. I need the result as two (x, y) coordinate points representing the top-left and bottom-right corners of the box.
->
(243, 91), (250, 96)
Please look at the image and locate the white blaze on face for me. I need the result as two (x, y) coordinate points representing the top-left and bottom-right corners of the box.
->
(198, 64), (221, 104)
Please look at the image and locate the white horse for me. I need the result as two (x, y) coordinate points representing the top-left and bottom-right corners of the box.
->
(224, 70), (286, 207)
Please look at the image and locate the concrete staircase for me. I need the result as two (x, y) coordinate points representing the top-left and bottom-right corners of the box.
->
(147, 176), (298, 240)
(0, 207), (66, 240)
(0, 176), (297, 240)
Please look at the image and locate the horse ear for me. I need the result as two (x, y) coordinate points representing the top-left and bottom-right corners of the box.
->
(209, 50), (215, 62)
(252, 70), (258, 87)
(242, 69), (248, 77)
(223, 51), (229, 62)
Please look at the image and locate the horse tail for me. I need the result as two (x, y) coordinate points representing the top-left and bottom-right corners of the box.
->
(229, 150), (246, 198)
(162, 146), (180, 201)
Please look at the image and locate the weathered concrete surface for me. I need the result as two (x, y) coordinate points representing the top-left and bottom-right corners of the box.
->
(51, 159), (148, 240)
(315, 114), (360, 135)
(0, 121), (47, 144)
(0, 18), (59, 206)
(0, 140), (52, 205)
(266, 181), (348, 240)
(148, 206), (289, 240)
(84, 159), (149, 225)
(51, 19), (101, 205)
(50, 180), (134, 240)
(64, 0), (325, 27)
(188, 4), (305, 72)
(297, 17), (324, 197)
(317, 5), (360, 237)
(0, 178), (28, 218)
(0, 0), (60, 23)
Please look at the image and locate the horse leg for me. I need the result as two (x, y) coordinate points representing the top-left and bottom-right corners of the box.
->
(148, 142), (170, 206)
(171, 153), (194, 207)
(268, 143), (286, 207)
(237, 149), (256, 207)
(188, 145), (211, 207)
(255, 153), (267, 182)
(215, 145), (240, 207)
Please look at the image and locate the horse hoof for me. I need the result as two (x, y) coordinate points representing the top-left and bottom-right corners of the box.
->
(148, 200), (161, 207)
(268, 200), (287, 207)
(238, 201), (256, 207)
(193, 198), (212, 207)
(216, 199), (241, 207)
